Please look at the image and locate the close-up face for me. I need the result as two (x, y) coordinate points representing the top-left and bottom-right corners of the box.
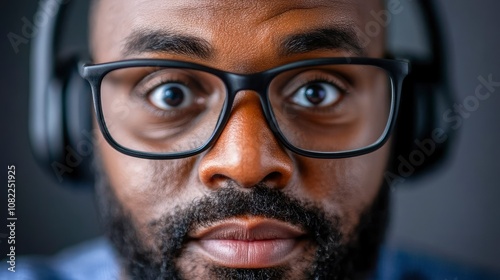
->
(90, 0), (391, 279)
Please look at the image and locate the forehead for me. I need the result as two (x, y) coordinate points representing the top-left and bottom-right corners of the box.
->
(91, 0), (384, 70)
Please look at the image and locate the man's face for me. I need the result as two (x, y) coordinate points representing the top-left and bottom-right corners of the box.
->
(91, 0), (390, 279)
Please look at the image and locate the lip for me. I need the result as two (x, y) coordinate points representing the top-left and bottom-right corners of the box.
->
(187, 217), (307, 268)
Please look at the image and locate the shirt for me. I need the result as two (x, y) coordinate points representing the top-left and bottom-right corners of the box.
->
(1, 237), (499, 280)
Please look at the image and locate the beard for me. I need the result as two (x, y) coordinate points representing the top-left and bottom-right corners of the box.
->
(95, 167), (389, 280)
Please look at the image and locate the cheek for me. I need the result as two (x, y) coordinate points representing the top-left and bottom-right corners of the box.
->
(292, 142), (391, 235)
(98, 134), (198, 223)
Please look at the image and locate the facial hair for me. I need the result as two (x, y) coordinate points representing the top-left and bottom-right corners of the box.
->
(95, 169), (389, 280)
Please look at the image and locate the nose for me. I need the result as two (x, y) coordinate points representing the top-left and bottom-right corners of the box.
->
(198, 91), (294, 189)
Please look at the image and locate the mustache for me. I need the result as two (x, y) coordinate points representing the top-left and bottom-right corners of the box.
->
(143, 183), (345, 278)
(149, 183), (340, 242)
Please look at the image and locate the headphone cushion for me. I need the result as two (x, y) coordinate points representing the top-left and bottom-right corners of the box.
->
(47, 57), (94, 186)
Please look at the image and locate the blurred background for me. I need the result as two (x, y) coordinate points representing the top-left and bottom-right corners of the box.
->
(1, 0), (499, 273)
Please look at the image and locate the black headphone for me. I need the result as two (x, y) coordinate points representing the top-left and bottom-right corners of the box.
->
(29, 0), (455, 187)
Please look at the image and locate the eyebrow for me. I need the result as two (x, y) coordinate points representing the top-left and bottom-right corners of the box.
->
(122, 26), (364, 60)
(123, 29), (213, 59)
(280, 27), (364, 56)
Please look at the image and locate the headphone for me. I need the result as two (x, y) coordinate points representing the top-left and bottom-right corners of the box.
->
(29, 0), (455, 187)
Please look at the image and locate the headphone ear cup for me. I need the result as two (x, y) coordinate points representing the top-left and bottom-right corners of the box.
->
(392, 59), (454, 179)
(63, 59), (95, 186)
(43, 57), (95, 187)
(32, 73), (65, 173)
(393, 67), (418, 167)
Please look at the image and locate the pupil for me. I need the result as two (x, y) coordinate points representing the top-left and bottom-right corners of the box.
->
(162, 86), (184, 107)
(304, 84), (326, 105)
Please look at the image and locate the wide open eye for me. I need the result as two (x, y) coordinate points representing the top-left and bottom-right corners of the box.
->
(291, 82), (342, 108)
(148, 83), (194, 110)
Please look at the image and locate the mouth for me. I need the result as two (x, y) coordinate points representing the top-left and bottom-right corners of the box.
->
(186, 216), (307, 268)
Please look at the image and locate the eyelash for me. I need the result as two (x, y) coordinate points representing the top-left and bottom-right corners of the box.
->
(134, 76), (191, 97)
(291, 73), (350, 97)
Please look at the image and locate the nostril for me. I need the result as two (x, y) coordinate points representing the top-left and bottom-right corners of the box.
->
(206, 174), (229, 189)
(204, 171), (287, 190)
(263, 172), (283, 185)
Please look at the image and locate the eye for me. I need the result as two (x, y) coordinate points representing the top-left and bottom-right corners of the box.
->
(291, 82), (342, 108)
(148, 83), (193, 110)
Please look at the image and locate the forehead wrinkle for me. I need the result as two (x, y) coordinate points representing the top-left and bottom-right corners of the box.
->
(132, 0), (357, 27)
(163, 0), (338, 12)
(92, 0), (384, 63)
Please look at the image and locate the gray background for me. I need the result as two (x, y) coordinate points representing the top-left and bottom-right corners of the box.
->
(1, 0), (499, 272)
(387, 0), (500, 271)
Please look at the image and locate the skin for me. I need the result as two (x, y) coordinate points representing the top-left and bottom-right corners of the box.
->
(90, 0), (389, 278)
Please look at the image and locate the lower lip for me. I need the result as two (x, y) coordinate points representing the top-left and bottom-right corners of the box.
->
(191, 238), (303, 268)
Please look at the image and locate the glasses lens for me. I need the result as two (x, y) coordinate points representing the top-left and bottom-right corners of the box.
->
(100, 66), (226, 154)
(269, 64), (392, 153)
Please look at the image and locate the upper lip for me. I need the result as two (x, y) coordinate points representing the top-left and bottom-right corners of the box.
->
(189, 217), (306, 241)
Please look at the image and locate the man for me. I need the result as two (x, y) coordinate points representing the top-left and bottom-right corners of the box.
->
(87, 0), (393, 278)
(3, 0), (498, 279)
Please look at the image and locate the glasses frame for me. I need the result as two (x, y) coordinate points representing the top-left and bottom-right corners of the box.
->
(80, 57), (409, 160)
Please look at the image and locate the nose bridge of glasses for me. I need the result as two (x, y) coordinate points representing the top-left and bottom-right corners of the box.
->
(219, 72), (280, 141)
(225, 72), (269, 98)
(223, 72), (275, 129)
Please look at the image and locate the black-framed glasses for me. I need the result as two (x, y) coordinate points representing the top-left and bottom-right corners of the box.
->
(80, 57), (409, 159)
